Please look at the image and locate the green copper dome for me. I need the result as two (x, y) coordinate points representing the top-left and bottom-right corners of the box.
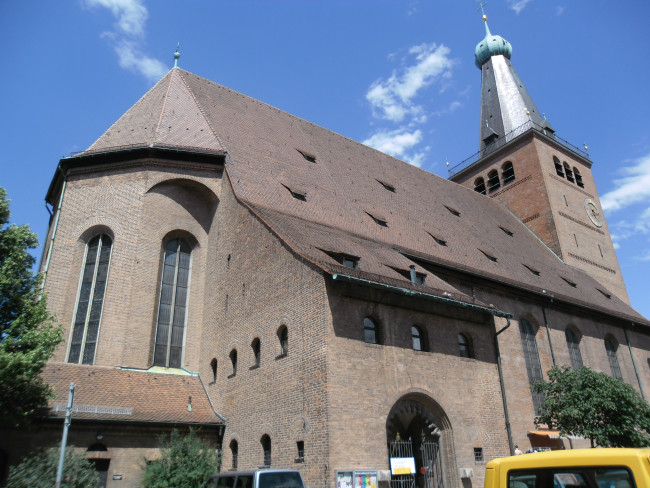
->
(474, 18), (512, 69)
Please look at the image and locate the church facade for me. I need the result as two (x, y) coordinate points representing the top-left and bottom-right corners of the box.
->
(2, 16), (649, 488)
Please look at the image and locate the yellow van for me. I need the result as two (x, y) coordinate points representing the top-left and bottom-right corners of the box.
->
(484, 448), (650, 488)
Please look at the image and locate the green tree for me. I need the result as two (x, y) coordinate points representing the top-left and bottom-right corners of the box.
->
(0, 187), (62, 428)
(6, 446), (99, 488)
(142, 429), (220, 488)
(533, 365), (650, 447)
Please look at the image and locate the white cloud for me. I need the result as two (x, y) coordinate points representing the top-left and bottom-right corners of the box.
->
(366, 43), (453, 123)
(363, 129), (427, 167)
(508, 0), (533, 14)
(556, 6), (565, 16)
(601, 153), (650, 213)
(82, 0), (166, 82)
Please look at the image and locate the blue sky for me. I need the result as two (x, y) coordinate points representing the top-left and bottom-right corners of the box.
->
(1, 0), (649, 318)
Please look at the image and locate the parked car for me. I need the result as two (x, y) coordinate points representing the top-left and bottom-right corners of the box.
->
(484, 448), (650, 488)
(205, 469), (305, 488)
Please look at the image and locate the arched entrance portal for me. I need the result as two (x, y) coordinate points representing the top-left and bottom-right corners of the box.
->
(386, 396), (457, 488)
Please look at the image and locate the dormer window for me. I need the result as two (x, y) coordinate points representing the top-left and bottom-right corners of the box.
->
(366, 212), (388, 227)
(499, 226), (513, 236)
(391, 266), (426, 285)
(282, 184), (306, 201)
(480, 250), (498, 262)
(444, 206), (460, 217)
(377, 180), (396, 193)
(596, 288), (612, 299)
(561, 277), (577, 288)
(297, 150), (316, 163)
(427, 232), (447, 246)
(523, 264), (540, 276)
(322, 249), (359, 269)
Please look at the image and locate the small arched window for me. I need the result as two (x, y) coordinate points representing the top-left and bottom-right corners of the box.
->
(565, 328), (583, 371)
(573, 167), (584, 188)
(229, 349), (237, 376)
(252, 338), (261, 367)
(153, 238), (191, 368)
(69, 234), (113, 365)
(519, 318), (544, 414)
(411, 326), (426, 352)
(230, 440), (238, 470)
(458, 333), (473, 358)
(261, 435), (272, 466)
(487, 170), (500, 193)
(563, 162), (574, 183)
(502, 161), (515, 184)
(363, 317), (379, 344)
(474, 177), (486, 195)
(604, 337), (622, 379)
(210, 358), (218, 382)
(553, 156), (564, 177)
(277, 326), (288, 357)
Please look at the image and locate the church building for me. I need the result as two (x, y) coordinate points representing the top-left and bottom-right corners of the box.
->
(2, 13), (649, 488)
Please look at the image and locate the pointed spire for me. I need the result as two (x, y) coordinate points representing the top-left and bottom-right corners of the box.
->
(173, 43), (180, 68)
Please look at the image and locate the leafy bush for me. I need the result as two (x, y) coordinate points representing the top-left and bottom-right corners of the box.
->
(6, 446), (99, 488)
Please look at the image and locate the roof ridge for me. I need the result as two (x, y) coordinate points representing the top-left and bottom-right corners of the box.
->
(153, 68), (176, 138)
(176, 69), (228, 152)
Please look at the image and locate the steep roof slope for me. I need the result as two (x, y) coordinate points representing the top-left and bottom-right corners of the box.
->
(78, 68), (648, 325)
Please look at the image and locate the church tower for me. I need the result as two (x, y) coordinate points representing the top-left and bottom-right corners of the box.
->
(449, 12), (629, 303)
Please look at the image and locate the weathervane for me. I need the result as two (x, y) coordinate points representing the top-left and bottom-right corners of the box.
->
(173, 42), (180, 68)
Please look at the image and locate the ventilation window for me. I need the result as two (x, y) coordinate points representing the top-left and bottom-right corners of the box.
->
(297, 150), (316, 163)
(499, 226), (513, 236)
(480, 250), (498, 262)
(487, 170), (501, 193)
(282, 184), (306, 201)
(427, 232), (448, 246)
(523, 264), (540, 276)
(391, 266), (426, 285)
(574, 168), (584, 188)
(377, 180), (396, 193)
(322, 249), (360, 269)
(366, 212), (388, 227)
(502, 161), (515, 184)
(596, 288), (612, 299)
(444, 206), (460, 217)
(474, 448), (484, 462)
(561, 277), (577, 288)
(554, 156), (564, 177)
(474, 178), (486, 195)
(563, 162), (574, 183)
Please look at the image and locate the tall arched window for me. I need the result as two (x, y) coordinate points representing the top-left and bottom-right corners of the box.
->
(519, 318), (544, 414)
(68, 234), (113, 365)
(487, 170), (500, 193)
(210, 358), (218, 382)
(252, 338), (261, 367)
(230, 440), (238, 470)
(563, 162), (574, 183)
(458, 333), (473, 358)
(261, 435), (272, 466)
(553, 156), (564, 177)
(474, 177), (486, 195)
(411, 326), (426, 351)
(502, 161), (515, 184)
(363, 317), (379, 344)
(573, 167), (584, 188)
(278, 326), (288, 357)
(604, 337), (622, 379)
(565, 328), (583, 371)
(153, 239), (191, 368)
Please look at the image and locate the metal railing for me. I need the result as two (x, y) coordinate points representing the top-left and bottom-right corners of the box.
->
(448, 120), (590, 177)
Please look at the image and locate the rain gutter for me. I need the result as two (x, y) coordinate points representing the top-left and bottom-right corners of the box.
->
(495, 317), (514, 455)
(41, 165), (66, 293)
(330, 273), (511, 318)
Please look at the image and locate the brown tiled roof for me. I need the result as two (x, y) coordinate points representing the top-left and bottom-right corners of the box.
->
(42, 363), (223, 425)
(81, 68), (649, 326)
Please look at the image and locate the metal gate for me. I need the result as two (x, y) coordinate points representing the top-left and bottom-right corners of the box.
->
(388, 436), (415, 488)
(420, 435), (443, 488)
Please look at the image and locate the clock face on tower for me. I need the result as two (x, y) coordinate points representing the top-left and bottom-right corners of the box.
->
(584, 198), (603, 228)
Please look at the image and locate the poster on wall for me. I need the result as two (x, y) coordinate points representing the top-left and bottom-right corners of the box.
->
(390, 457), (416, 475)
(336, 470), (378, 488)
